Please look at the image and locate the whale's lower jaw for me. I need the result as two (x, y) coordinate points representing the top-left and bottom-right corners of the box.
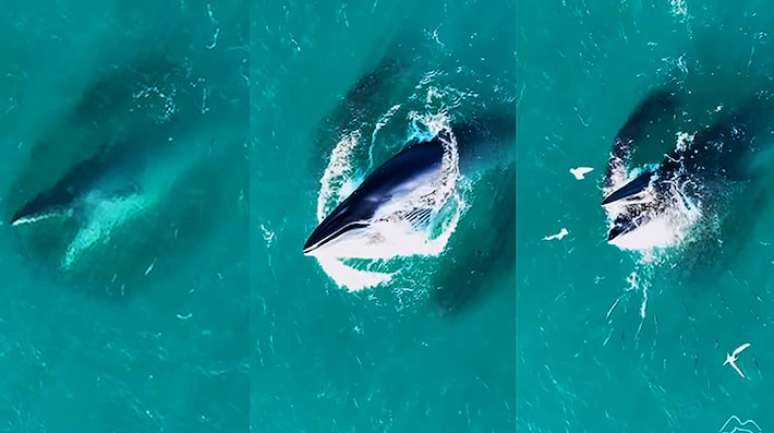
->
(607, 196), (703, 252)
(608, 215), (683, 251)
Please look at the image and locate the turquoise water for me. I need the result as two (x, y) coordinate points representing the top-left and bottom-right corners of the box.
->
(0, 1), (248, 431)
(253, 1), (514, 432)
(7, 0), (774, 432)
(519, 1), (774, 432)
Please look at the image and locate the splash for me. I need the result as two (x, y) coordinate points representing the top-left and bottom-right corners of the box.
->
(670, 0), (688, 18)
(315, 255), (394, 290)
(606, 191), (702, 253)
(316, 130), (362, 222)
(603, 133), (703, 255)
(369, 104), (401, 168)
(603, 269), (653, 346)
(259, 223), (276, 248)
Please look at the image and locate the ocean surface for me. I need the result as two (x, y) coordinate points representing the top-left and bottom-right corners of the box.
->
(5, 0), (774, 432)
(519, 1), (774, 432)
(253, 1), (515, 432)
(0, 1), (248, 431)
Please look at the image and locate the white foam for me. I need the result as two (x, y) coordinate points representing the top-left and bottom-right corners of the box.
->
(315, 256), (394, 292)
(317, 131), (361, 222)
(675, 131), (695, 152)
(369, 104), (402, 168)
(670, 0), (688, 17)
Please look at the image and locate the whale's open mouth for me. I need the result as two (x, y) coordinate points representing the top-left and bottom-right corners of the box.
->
(604, 180), (702, 252)
(608, 213), (683, 251)
(607, 216), (637, 242)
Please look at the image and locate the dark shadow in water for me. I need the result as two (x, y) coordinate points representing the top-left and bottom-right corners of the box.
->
(431, 163), (516, 316)
(308, 35), (424, 183)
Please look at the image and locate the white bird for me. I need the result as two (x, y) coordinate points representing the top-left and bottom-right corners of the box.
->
(723, 343), (751, 379)
(570, 166), (594, 180)
(543, 228), (569, 241)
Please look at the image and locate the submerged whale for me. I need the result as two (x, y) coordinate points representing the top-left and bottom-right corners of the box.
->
(9, 138), (213, 270)
(304, 115), (514, 258)
(602, 89), (774, 250)
(10, 146), (140, 227)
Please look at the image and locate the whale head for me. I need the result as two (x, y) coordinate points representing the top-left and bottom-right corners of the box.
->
(10, 189), (77, 227)
(303, 195), (376, 257)
(603, 170), (699, 250)
(304, 138), (446, 258)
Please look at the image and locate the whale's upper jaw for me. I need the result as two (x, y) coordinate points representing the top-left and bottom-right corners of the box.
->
(602, 170), (658, 206)
(303, 218), (371, 256)
(303, 186), (378, 256)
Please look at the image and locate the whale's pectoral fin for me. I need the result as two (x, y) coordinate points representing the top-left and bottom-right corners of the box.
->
(602, 170), (656, 205)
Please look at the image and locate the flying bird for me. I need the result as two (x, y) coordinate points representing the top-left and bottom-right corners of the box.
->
(723, 343), (751, 379)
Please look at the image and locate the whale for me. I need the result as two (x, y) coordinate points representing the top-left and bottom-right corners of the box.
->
(9, 146), (143, 227)
(304, 114), (514, 258)
(9, 137), (211, 270)
(602, 88), (774, 250)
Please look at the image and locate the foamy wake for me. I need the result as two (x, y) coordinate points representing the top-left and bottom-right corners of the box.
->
(313, 109), (468, 292)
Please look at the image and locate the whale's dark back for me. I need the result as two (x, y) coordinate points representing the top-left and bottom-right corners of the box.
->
(353, 136), (445, 203)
